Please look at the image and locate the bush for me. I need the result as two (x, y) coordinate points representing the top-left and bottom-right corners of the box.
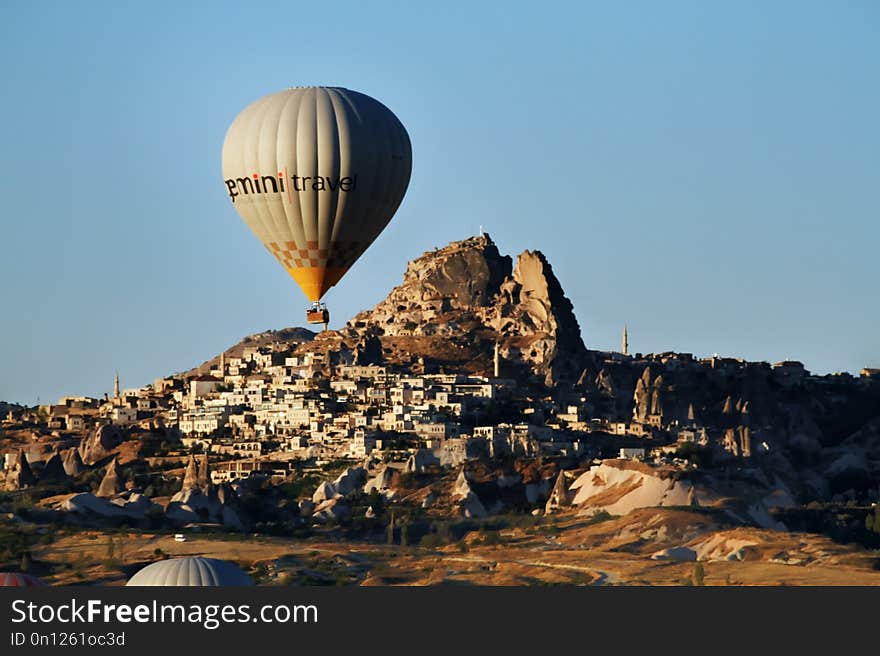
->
(675, 442), (713, 467)
(583, 510), (613, 526)
(11, 494), (34, 513)
(865, 506), (880, 534)
(420, 533), (445, 550)
(71, 554), (89, 580)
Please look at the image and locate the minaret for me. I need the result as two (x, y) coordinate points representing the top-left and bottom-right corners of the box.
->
(114, 372), (120, 401)
(493, 342), (500, 378)
(219, 351), (225, 377)
(622, 325), (629, 356)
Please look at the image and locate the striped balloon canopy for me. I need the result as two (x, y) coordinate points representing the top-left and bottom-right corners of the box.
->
(221, 86), (412, 303)
(0, 572), (46, 587)
(126, 557), (253, 586)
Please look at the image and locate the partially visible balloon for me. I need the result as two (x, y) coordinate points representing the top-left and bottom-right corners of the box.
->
(222, 87), (412, 306)
(0, 572), (46, 587)
(126, 557), (253, 587)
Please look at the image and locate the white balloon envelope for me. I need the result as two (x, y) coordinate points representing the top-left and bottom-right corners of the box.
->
(222, 86), (412, 324)
(126, 557), (254, 586)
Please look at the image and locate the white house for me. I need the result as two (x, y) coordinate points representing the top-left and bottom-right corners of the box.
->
(190, 375), (222, 399)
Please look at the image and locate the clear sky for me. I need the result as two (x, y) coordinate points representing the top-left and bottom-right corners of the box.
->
(1, 1), (877, 405)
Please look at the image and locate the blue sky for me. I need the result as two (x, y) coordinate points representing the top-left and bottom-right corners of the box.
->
(1, 1), (877, 404)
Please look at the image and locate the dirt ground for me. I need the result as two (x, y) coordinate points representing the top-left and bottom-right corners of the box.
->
(28, 507), (880, 586)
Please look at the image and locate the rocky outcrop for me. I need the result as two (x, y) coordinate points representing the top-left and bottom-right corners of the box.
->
(651, 546), (697, 562)
(452, 468), (487, 518)
(312, 481), (341, 504)
(96, 457), (125, 498)
(403, 450), (442, 473)
(181, 454), (211, 493)
(346, 234), (589, 384)
(332, 467), (367, 495)
(3, 451), (35, 491)
(61, 492), (157, 520)
(356, 235), (512, 323)
(353, 333), (383, 365)
(61, 448), (86, 476)
(79, 424), (123, 465)
(545, 470), (572, 513)
(722, 426), (752, 458)
(312, 497), (350, 522)
(40, 452), (67, 481)
(487, 250), (589, 384)
(364, 467), (395, 496)
(166, 486), (244, 530)
(633, 367), (652, 421)
(570, 461), (710, 515)
(199, 457), (212, 490)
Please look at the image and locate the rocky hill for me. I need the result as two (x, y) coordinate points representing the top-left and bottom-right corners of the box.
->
(179, 232), (879, 507)
(182, 234), (593, 386)
(329, 234), (879, 504)
(55, 230), (869, 516)
(343, 234), (591, 385)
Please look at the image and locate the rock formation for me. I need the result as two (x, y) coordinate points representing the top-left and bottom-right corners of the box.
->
(182, 455), (199, 491)
(545, 470), (572, 513)
(3, 451), (35, 491)
(452, 467), (487, 518)
(345, 234), (589, 384)
(166, 485), (243, 530)
(312, 481), (341, 504)
(312, 497), (350, 522)
(40, 451), (67, 481)
(62, 492), (157, 520)
(332, 467), (367, 495)
(181, 454), (211, 493)
(570, 461), (710, 515)
(353, 332), (383, 365)
(96, 457), (125, 498)
(364, 467), (395, 496)
(79, 424), (123, 465)
(61, 447), (85, 476)
(488, 249), (589, 384)
(359, 235), (512, 320)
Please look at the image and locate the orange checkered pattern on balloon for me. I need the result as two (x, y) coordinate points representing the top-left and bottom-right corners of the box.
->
(267, 240), (365, 269)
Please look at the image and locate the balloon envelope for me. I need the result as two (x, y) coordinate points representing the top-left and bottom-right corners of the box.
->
(222, 87), (412, 302)
(126, 557), (254, 587)
(0, 572), (46, 586)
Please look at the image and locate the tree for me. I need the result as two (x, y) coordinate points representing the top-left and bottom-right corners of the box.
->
(20, 551), (32, 572)
(692, 562), (705, 586)
(367, 489), (384, 516)
(387, 511), (395, 546)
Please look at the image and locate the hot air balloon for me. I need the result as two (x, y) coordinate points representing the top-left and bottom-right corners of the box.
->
(222, 87), (412, 328)
(0, 572), (46, 586)
(126, 557), (253, 586)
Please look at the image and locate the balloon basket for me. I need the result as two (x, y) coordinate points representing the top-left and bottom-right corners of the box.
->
(306, 303), (330, 330)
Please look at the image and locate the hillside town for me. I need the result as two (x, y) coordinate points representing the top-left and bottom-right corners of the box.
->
(2, 235), (880, 585)
(8, 339), (879, 493)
